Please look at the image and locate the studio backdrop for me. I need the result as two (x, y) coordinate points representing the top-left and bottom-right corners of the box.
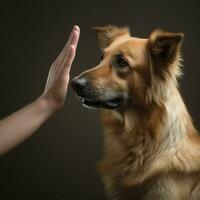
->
(0, 0), (200, 199)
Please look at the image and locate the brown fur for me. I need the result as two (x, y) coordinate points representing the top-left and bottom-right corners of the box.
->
(74, 25), (200, 199)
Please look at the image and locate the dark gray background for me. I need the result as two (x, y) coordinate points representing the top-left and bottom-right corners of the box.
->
(0, 0), (200, 199)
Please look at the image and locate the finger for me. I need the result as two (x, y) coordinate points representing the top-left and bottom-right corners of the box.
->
(50, 28), (77, 80)
(59, 28), (80, 69)
(62, 45), (76, 74)
(70, 25), (80, 47)
(56, 26), (79, 71)
(58, 27), (77, 61)
(59, 25), (80, 62)
(73, 25), (80, 32)
(52, 26), (80, 83)
(61, 28), (80, 66)
(53, 26), (77, 66)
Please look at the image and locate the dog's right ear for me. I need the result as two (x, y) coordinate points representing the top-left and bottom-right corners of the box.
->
(92, 25), (130, 49)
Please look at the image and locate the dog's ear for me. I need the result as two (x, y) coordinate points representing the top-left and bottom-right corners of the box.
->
(92, 25), (130, 49)
(149, 29), (184, 76)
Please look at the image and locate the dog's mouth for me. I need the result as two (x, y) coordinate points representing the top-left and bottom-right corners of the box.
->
(80, 96), (123, 109)
(70, 77), (125, 109)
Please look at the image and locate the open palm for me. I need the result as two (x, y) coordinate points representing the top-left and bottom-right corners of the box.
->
(43, 25), (80, 109)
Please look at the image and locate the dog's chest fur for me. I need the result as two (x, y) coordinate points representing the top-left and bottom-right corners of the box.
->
(102, 171), (195, 200)
(99, 88), (200, 199)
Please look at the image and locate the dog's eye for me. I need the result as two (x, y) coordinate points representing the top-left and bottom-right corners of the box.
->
(113, 55), (129, 68)
(117, 58), (128, 67)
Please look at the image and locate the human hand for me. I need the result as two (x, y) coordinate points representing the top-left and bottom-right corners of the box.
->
(41, 25), (80, 110)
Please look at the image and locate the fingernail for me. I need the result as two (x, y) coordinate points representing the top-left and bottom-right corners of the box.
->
(73, 25), (80, 32)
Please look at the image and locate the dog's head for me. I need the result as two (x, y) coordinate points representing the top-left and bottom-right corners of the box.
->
(71, 25), (184, 110)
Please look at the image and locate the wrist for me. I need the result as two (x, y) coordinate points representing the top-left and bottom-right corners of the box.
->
(35, 95), (60, 116)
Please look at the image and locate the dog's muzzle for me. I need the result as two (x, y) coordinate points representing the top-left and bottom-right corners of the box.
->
(71, 76), (124, 109)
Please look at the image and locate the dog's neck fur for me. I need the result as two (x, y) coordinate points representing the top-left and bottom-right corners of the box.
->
(101, 75), (200, 186)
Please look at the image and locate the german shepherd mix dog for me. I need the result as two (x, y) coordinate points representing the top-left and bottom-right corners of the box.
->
(71, 26), (200, 200)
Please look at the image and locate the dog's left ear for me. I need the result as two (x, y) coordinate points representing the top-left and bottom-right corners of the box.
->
(149, 29), (184, 75)
(92, 25), (130, 49)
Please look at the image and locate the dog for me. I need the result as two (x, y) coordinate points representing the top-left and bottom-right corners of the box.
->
(71, 25), (200, 200)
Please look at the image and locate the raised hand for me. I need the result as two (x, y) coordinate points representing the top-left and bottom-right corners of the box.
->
(42, 25), (80, 109)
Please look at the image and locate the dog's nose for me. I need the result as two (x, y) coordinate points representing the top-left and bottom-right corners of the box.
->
(71, 77), (88, 95)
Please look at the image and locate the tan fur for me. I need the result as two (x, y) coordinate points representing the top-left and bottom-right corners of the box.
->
(76, 26), (200, 199)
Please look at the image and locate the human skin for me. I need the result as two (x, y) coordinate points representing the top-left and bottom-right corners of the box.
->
(0, 25), (80, 156)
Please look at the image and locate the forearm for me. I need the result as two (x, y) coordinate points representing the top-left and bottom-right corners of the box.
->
(0, 97), (56, 155)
